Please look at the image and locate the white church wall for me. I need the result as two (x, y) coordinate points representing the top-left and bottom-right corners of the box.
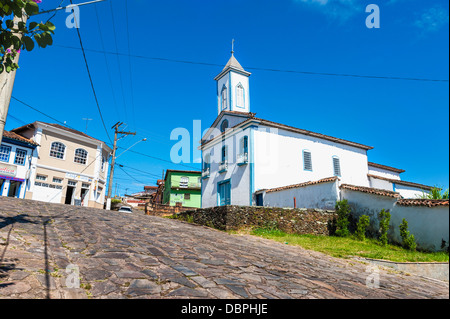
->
(229, 71), (250, 112)
(263, 180), (339, 210)
(368, 166), (401, 180)
(369, 176), (394, 191)
(216, 73), (230, 114)
(341, 188), (449, 252)
(201, 128), (251, 208)
(253, 126), (370, 192)
(395, 184), (428, 199)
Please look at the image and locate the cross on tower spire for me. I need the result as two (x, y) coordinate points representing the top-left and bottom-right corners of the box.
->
(231, 39), (235, 55)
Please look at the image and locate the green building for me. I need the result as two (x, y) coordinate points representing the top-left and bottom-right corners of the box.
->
(162, 170), (201, 208)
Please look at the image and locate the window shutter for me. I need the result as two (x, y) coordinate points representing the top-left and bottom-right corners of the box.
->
(303, 151), (312, 171)
(333, 157), (341, 176)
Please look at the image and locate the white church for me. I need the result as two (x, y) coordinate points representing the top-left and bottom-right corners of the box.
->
(200, 51), (433, 209)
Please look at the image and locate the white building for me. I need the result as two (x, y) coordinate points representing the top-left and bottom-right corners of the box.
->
(200, 52), (432, 209)
(11, 122), (111, 208)
(0, 131), (38, 199)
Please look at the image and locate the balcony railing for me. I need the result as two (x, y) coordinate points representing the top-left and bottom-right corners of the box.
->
(218, 161), (228, 173)
(237, 152), (248, 166)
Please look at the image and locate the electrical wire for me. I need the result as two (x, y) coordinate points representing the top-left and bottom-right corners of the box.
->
(54, 44), (449, 83)
(68, 0), (113, 145)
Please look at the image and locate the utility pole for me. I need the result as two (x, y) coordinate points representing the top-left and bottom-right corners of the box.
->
(0, 0), (107, 145)
(106, 122), (136, 210)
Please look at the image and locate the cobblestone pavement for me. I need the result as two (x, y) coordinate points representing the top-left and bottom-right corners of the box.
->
(0, 197), (448, 299)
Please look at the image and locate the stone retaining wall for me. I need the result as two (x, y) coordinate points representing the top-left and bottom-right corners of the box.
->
(175, 205), (337, 235)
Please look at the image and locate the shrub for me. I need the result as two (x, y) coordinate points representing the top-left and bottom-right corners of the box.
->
(399, 218), (417, 251)
(378, 209), (391, 246)
(335, 200), (351, 237)
(111, 198), (122, 204)
(355, 215), (370, 241)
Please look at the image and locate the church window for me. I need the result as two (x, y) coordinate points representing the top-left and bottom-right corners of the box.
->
(221, 146), (228, 163)
(236, 83), (244, 108)
(333, 156), (341, 177)
(221, 85), (228, 110)
(240, 136), (248, 155)
(220, 120), (229, 133)
(303, 150), (312, 171)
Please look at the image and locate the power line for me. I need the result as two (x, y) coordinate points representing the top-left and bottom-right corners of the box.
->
(54, 44), (449, 83)
(117, 163), (165, 179)
(113, 145), (200, 170)
(94, 3), (121, 120)
(68, 0), (113, 144)
(108, 0), (130, 125)
(11, 96), (75, 128)
(125, 0), (137, 131)
(117, 165), (146, 185)
(11, 96), (199, 172)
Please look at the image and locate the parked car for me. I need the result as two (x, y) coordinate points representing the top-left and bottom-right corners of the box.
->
(118, 206), (132, 214)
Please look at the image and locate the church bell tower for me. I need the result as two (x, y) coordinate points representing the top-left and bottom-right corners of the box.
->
(214, 41), (251, 116)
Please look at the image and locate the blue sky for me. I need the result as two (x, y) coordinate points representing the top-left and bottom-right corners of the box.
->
(5, 0), (449, 195)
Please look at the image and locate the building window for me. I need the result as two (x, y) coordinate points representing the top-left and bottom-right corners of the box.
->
(102, 156), (106, 172)
(184, 193), (190, 200)
(74, 148), (88, 165)
(236, 83), (244, 108)
(0, 145), (11, 163)
(202, 153), (211, 178)
(238, 136), (248, 165)
(333, 156), (341, 177)
(220, 120), (229, 133)
(240, 136), (248, 155)
(50, 142), (66, 159)
(303, 150), (312, 171)
(68, 180), (77, 186)
(180, 176), (189, 188)
(52, 177), (63, 184)
(221, 146), (228, 163)
(14, 148), (27, 165)
(96, 187), (103, 201)
(36, 175), (47, 181)
(221, 85), (228, 110)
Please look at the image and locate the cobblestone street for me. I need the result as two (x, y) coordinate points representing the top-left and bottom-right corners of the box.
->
(0, 197), (448, 299)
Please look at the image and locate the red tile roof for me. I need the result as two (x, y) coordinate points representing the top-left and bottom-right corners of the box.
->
(2, 130), (39, 146)
(397, 199), (449, 207)
(368, 162), (405, 174)
(266, 177), (339, 193)
(340, 184), (401, 198)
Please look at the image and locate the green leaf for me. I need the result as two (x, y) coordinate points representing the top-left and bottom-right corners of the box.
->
(45, 21), (56, 31)
(24, 1), (39, 16)
(22, 36), (34, 51)
(34, 33), (46, 48)
(6, 20), (14, 29)
(29, 22), (38, 30)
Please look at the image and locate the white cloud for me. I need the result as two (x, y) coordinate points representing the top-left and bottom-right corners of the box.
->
(293, 0), (362, 21)
(414, 6), (449, 32)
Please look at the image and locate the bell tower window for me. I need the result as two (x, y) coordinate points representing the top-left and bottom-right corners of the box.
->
(221, 85), (228, 110)
(236, 83), (244, 108)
